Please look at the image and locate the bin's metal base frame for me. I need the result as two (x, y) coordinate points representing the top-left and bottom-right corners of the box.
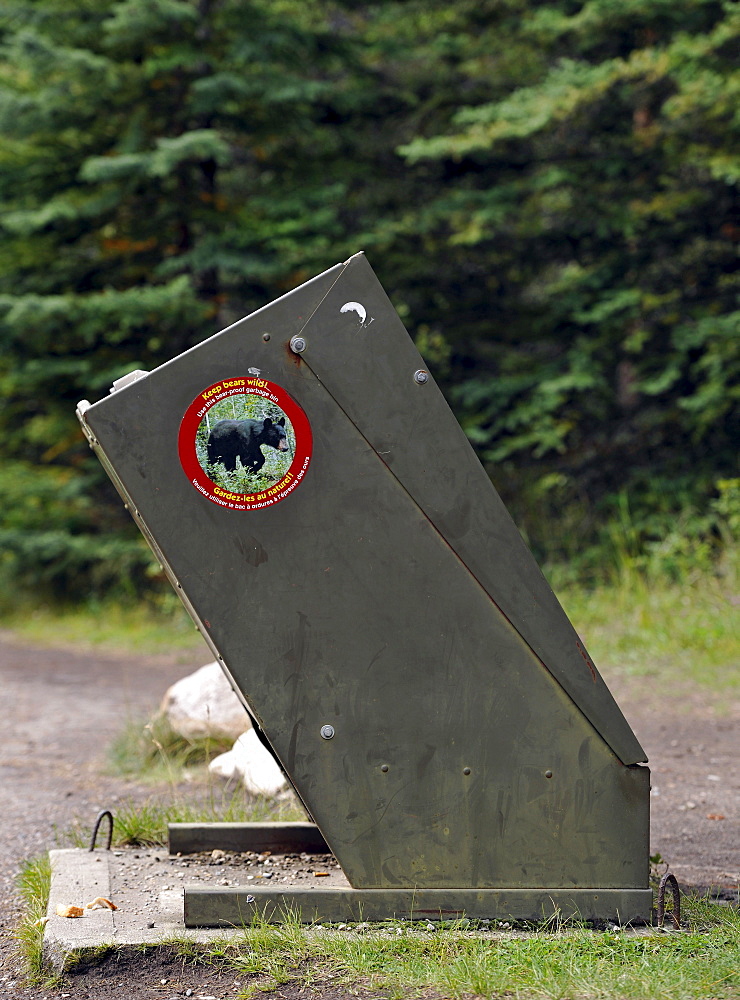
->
(184, 885), (652, 927)
(171, 823), (652, 927)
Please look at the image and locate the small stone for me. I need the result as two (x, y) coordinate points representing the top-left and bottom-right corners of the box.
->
(426, 922), (435, 931)
(147, 921), (155, 928)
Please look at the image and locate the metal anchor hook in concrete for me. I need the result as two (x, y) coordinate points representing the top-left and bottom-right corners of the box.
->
(656, 872), (681, 929)
(88, 809), (115, 852)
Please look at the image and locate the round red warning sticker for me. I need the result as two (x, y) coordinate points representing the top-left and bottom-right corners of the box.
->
(179, 377), (312, 510)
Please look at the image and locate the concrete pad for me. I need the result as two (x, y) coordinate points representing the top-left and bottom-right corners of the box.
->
(44, 845), (346, 970)
(44, 849), (245, 970)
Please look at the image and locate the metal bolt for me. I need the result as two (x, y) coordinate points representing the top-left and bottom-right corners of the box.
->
(414, 369), (429, 384)
(381, 764), (389, 772)
(463, 767), (471, 775)
(320, 725), (335, 740)
(290, 335), (307, 353)
(545, 770), (553, 779)
(262, 333), (271, 342)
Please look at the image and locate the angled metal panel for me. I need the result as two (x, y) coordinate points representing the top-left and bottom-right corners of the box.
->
(293, 253), (646, 766)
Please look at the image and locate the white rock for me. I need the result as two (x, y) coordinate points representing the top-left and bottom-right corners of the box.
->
(160, 661), (251, 741)
(208, 729), (287, 796)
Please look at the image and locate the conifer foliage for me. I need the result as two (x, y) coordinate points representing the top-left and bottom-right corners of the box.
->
(397, 0), (739, 563)
(0, 0), (358, 596)
(0, 0), (737, 599)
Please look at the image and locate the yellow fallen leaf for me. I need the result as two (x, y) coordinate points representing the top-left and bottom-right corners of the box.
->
(56, 904), (84, 918)
(85, 896), (118, 911)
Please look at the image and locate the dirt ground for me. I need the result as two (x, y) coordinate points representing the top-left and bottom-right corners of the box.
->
(0, 633), (737, 999)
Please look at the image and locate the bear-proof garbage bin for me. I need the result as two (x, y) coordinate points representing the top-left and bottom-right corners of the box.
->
(77, 252), (650, 926)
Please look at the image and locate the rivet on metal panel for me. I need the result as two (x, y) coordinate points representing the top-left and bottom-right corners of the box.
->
(262, 333), (271, 342)
(290, 335), (307, 354)
(656, 872), (681, 929)
(320, 725), (335, 740)
(89, 809), (114, 851)
(545, 770), (553, 778)
(381, 764), (389, 772)
(414, 369), (429, 384)
(463, 767), (471, 775)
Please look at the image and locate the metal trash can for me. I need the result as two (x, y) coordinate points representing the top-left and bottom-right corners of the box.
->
(77, 252), (650, 925)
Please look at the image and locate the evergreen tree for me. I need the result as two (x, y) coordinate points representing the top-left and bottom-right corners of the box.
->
(0, 0), (736, 599)
(0, 0), (369, 597)
(399, 0), (739, 569)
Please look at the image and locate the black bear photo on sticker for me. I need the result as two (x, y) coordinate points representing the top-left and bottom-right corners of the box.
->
(195, 393), (296, 493)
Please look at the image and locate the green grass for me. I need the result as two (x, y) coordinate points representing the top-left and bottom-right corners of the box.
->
(107, 712), (234, 781)
(14, 855), (63, 988)
(559, 567), (739, 693)
(2, 597), (202, 653)
(201, 899), (740, 1000)
(66, 793), (307, 849)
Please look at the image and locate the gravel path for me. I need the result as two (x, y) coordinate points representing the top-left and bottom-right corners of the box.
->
(0, 634), (737, 998)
